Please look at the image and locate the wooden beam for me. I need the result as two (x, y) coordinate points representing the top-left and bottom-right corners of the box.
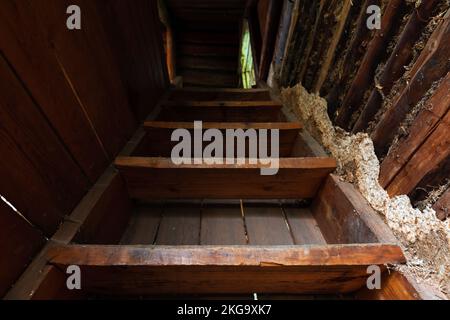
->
(46, 244), (405, 295)
(379, 72), (450, 188)
(4, 167), (133, 300)
(312, 0), (352, 93)
(335, 0), (405, 129)
(312, 175), (399, 244)
(115, 157), (337, 199)
(352, 0), (440, 132)
(433, 188), (450, 221)
(385, 111), (450, 196)
(371, 9), (450, 156)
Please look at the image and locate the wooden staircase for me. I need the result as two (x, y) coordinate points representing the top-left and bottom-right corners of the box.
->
(43, 88), (406, 298)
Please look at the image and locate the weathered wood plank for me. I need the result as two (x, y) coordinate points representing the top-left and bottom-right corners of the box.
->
(0, 201), (45, 297)
(386, 111), (450, 196)
(155, 205), (201, 245)
(46, 244), (406, 295)
(121, 206), (162, 245)
(352, 0), (440, 132)
(371, 9), (450, 156)
(336, 0), (405, 129)
(312, 175), (399, 244)
(137, 121), (301, 157)
(167, 88), (271, 101)
(200, 205), (247, 245)
(284, 207), (327, 245)
(244, 205), (294, 245)
(115, 157), (337, 199)
(379, 72), (450, 188)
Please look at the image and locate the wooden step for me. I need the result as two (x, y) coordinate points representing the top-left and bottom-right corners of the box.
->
(46, 244), (405, 295)
(157, 100), (283, 122)
(167, 88), (272, 101)
(133, 121), (302, 157)
(114, 157), (337, 199)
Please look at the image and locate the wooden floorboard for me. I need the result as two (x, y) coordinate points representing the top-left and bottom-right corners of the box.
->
(244, 205), (294, 245)
(200, 204), (247, 245)
(121, 206), (162, 245)
(284, 207), (327, 245)
(155, 205), (201, 245)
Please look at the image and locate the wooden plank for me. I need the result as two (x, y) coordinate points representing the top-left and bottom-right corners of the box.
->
(168, 88), (271, 101)
(47, 244), (406, 295)
(115, 157), (337, 199)
(178, 56), (237, 72)
(386, 112), (450, 196)
(312, 175), (399, 244)
(121, 206), (162, 245)
(0, 0), (109, 181)
(0, 200), (45, 297)
(177, 31), (239, 46)
(433, 188), (450, 221)
(155, 205), (201, 245)
(32, 0), (137, 157)
(379, 72), (450, 188)
(284, 207), (327, 245)
(138, 121), (301, 157)
(4, 167), (132, 300)
(352, 0), (440, 132)
(157, 103), (282, 122)
(356, 271), (433, 300)
(180, 69), (238, 88)
(244, 205), (294, 245)
(336, 0), (405, 129)
(178, 44), (239, 57)
(371, 9), (450, 156)
(200, 205), (247, 245)
(312, 0), (352, 93)
(258, 0), (283, 81)
(0, 53), (90, 235)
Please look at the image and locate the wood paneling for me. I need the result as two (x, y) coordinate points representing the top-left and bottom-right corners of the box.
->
(0, 53), (90, 235)
(115, 157), (337, 199)
(201, 205), (247, 245)
(0, 201), (45, 297)
(47, 244), (406, 295)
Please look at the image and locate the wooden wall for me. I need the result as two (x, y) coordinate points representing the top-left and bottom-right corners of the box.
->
(270, 0), (449, 220)
(0, 0), (168, 297)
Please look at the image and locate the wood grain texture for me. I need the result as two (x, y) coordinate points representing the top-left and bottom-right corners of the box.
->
(284, 207), (327, 245)
(115, 157), (337, 199)
(0, 0), (109, 181)
(156, 205), (201, 245)
(0, 53), (90, 235)
(312, 175), (398, 244)
(379, 72), (450, 188)
(46, 244), (406, 295)
(201, 205), (247, 245)
(371, 9), (450, 156)
(121, 206), (163, 245)
(244, 205), (294, 245)
(138, 121), (301, 157)
(0, 201), (45, 297)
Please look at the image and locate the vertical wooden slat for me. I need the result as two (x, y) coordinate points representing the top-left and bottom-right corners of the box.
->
(0, 53), (90, 235)
(0, 200), (45, 297)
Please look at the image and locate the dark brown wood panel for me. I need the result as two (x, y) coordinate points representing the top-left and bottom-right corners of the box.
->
(155, 205), (201, 245)
(181, 69), (238, 88)
(121, 206), (163, 245)
(0, 0), (109, 181)
(284, 207), (327, 245)
(47, 244), (406, 295)
(115, 157), (337, 199)
(137, 121), (301, 157)
(200, 205), (247, 245)
(0, 200), (46, 297)
(0, 53), (90, 235)
(168, 88), (271, 101)
(244, 205), (294, 245)
(312, 175), (398, 244)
